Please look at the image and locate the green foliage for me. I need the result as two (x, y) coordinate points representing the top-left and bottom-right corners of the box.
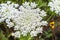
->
(0, 0), (56, 40)
(0, 30), (8, 40)
(20, 34), (34, 40)
(44, 29), (52, 39)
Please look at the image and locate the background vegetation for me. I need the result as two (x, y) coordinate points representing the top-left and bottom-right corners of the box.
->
(0, 0), (60, 40)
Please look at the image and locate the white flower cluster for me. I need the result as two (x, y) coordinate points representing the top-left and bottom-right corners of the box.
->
(0, 1), (19, 27)
(48, 0), (60, 15)
(0, 1), (47, 38)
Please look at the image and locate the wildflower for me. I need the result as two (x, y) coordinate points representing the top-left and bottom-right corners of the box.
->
(48, 0), (60, 15)
(12, 31), (20, 38)
(0, 1), (47, 38)
(50, 21), (55, 29)
(30, 31), (37, 37)
(7, 1), (11, 4)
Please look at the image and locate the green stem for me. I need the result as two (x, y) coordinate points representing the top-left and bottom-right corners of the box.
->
(7, 34), (11, 38)
(47, 13), (55, 22)
(28, 37), (32, 40)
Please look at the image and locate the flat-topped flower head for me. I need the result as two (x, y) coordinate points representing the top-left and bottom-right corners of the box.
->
(48, 0), (60, 15)
(0, 1), (19, 27)
(16, 2), (47, 37)
(0, 1), (48, 38)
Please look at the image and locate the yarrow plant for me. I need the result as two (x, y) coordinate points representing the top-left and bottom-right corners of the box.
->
(0, 1), (48, 38)
(48, 0), (60, 15)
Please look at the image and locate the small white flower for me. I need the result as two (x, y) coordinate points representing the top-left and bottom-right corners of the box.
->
(36, 27), (43, 33)
(22, 2), (30, 8)
(6, 19), (10, 23)
(48, 0), (60, 15)
(0, 18), (5, 22)
(14, 4), (19, 8)
(14, 25), (19, 30)
(7, 1), (11, 4)
(7, 22), (14, 28)
(40, 10), (46, 17)
(12, 31), (20, 38)
(30, 31), (37, 37)
(22, 31), (27, 36)
(41, 21), (48, 26)
(30, 2), (37, 8)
